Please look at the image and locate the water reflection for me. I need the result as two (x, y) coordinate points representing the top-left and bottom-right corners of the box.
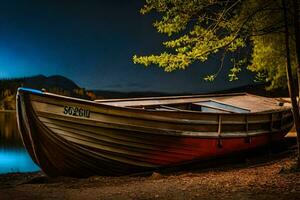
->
(0, 111), (39, 174)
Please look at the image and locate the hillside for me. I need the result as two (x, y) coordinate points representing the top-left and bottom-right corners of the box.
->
(0, 75), (95, 110)
(92, 83), (289, 99)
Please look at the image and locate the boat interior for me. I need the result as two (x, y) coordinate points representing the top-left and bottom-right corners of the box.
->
(95, 93), (288, 114)
(126, 100), (251, 113)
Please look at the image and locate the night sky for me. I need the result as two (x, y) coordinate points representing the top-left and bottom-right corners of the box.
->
(0, 0), (255, 93)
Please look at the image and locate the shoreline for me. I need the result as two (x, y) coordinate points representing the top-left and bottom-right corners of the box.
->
(0, 153), (299, 200)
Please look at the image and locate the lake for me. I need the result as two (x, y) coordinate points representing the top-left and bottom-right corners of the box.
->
(0, 111), (40, 174)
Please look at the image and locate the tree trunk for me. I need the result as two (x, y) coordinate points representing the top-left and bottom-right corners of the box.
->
(293, 0), (300, 168)
(283, 0), (300, 168)
(293, 0), (300, 101)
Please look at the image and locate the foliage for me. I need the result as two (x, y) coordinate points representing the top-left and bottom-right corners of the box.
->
(248, 29), (297, 90)
(133, 0), (298, 90)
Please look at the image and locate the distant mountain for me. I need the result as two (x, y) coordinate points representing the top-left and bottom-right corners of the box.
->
(92, 83), (289, 99)
(0, 75), (94, 110)
(22, 74), (80, 91)
(0, 74), (80, 92)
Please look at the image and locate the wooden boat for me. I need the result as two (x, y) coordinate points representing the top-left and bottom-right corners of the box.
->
(16, 87), (294, 177)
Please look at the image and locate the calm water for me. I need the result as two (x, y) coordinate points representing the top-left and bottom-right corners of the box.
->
(0, 111), (40, 174)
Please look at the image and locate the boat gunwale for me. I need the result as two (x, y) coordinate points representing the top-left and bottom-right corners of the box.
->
(17, 88), (292, 117)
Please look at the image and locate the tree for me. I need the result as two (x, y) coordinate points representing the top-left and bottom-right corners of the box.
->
(282, 0), (300, 169)
(292, 0), (300, 98)
(133, 0), (300, 168)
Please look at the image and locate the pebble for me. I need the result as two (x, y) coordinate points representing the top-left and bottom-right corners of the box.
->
(291, 188), (296, 193)
(149, 172), (162, 180)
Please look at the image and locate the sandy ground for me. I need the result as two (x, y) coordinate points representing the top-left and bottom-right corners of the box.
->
(0, 150), (299, 200)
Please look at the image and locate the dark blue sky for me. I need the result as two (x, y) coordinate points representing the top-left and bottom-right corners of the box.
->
(0, 0), (255, 93)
